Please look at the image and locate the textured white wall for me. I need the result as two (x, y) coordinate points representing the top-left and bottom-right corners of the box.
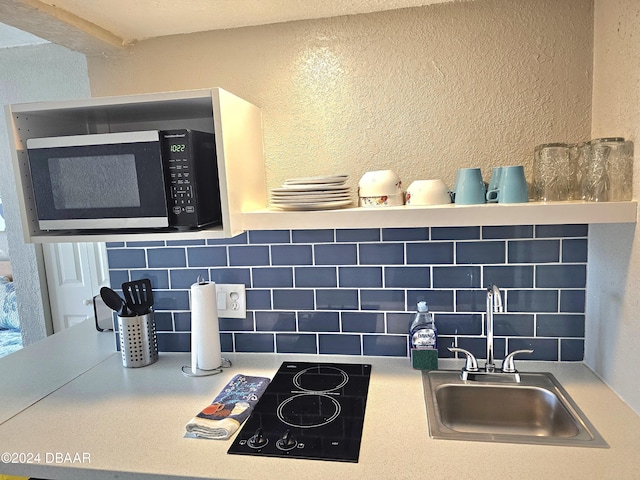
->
(0, 43), (90, 344)
(87, 0), (593, 194)
(586, 0), (640, 414)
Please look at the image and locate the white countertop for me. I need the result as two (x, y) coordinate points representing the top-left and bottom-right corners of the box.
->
(1, 321), (640, 480)
(0, 319), (115, 425)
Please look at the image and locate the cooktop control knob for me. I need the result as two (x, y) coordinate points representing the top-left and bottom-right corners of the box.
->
(247, 428), (268, 449)
(276, 429), (297, 451)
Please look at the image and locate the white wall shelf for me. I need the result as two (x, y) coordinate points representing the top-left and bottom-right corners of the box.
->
(21, 200), (637, 242)
(4, 88), (266, 244)
(242, 200), (638, 231)
(23, 225), (226, 244)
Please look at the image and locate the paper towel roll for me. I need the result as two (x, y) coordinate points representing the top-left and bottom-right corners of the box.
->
(190, 281), (222, 373)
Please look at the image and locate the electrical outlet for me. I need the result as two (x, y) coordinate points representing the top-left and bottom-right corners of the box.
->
(215, 284), (246, 318)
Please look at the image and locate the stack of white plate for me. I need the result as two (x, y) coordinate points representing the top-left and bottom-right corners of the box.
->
(269, 174), (353, 211)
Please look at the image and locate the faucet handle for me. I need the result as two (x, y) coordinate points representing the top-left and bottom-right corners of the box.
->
(448, 347), (479, 373)
(501, 349), (534, 373)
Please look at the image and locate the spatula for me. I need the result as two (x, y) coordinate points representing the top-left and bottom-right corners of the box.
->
(100, 286), (129, 316)
(121, 279), (154, 315)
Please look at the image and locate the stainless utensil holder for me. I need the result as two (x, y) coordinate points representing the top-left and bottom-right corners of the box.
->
(117, 312), (158, 368)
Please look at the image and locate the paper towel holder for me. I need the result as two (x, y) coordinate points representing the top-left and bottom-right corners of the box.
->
(182, 276), (232, 377)
(181, 358), (232, 377)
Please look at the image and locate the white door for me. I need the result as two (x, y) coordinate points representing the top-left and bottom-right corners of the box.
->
(43, 242), (110, 333)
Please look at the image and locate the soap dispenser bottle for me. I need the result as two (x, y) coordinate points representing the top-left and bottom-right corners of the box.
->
(409, 301), (438, 370)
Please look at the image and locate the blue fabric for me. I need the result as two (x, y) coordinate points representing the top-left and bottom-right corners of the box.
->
(0, 328), (22, 358)
(196, 374), (270, 423)
(185, 374), (270, 439)
(0, 276), (19, 330)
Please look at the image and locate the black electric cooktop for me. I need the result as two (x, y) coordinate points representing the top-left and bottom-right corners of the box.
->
(228, 361), (372, 462)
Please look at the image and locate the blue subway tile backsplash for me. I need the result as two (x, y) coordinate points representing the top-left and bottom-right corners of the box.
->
(339, 266), (383, 288)
(292, 229), (334, 243)
(433, 266), (481, 288)
(408, 289), (454, 312)
(298, 311), (340, 332)
(560, 339), (585, 361)
(147, 248), (186, 268)
(508, 239), (560, 263)
(382, 227), (429, 241)
(252, 267), (294, 288)
(435, 313), (483, 336)
(406, 242), (454, 264)
(536, 224), (588, 238)
(295, 266), (337, 287)
(187, 246), (227, 267)
(341, 312), (385, 333)
(153, 290), (190, 311)
(359, 243), (404, 265)
(361, 290), (405, 311)
(482, 225), (534, 239)
(166, 239), (206, 246)
(107, 248), (146, 268)
(384, 266), (431, 288)
(536, 265), (587, 288)
(106, 224), (589, 362)
(156, 332), (189, 351)
(318, 334), (361, 355)
(483, 265), (533, 288)
(336, 228), (380, 242)
(272, 244), (313, 265)
(235, 332), (275, 352)
(273, 289), (314, 310)
(560, 290), (585, 313)
(507, 290), (559, 312)
(432, 226), (480, 240)
(255, 312), (297, 332)
(316, 289), (359, 310)
(456, 241), (505, 264)
(362, 335), (408, 356)
(229, 245), (270, 266)
(492, 313), (534, 336)
(248, 230), (290, 244)
(536, 314), (585, 337)
(562, 238), (588, 262)
(314, 244), (357, 265)
(276, 333), (318, 354)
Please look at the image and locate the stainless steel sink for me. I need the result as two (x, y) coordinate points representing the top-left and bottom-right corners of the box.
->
(423, 370), (608, 447)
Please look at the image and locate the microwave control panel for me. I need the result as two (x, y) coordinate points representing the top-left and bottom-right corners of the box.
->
(162, 129), (222, 229)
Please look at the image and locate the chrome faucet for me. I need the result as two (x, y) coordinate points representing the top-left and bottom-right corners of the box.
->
(448, 284), (533, 382)
(486, 284), (503, 373)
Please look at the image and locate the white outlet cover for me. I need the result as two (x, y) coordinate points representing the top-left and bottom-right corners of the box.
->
(215, 283), (246, 319)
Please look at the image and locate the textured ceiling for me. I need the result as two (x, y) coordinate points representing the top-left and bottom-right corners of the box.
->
(0, 0), (463, 53)
(34, 0), (454, 42)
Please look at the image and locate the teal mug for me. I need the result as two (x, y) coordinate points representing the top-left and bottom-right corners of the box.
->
(486, 165), (528, 203)
(486, 167), (504, 201)
(453, 168), (486, 205)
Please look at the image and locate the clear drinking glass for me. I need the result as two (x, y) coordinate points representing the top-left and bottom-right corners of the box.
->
(568, 142), (584, 200)
(534, 143), (571, 201)
(601, 138), (634, 201)
(582, 140), (610, 202)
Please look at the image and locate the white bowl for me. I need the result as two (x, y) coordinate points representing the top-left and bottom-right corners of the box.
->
(358, 170), (402, 197)
(359, 192), (405, 207)
(406, 179), (451, 206)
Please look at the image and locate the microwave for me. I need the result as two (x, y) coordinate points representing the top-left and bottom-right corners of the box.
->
(26, 129), (222, 231)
